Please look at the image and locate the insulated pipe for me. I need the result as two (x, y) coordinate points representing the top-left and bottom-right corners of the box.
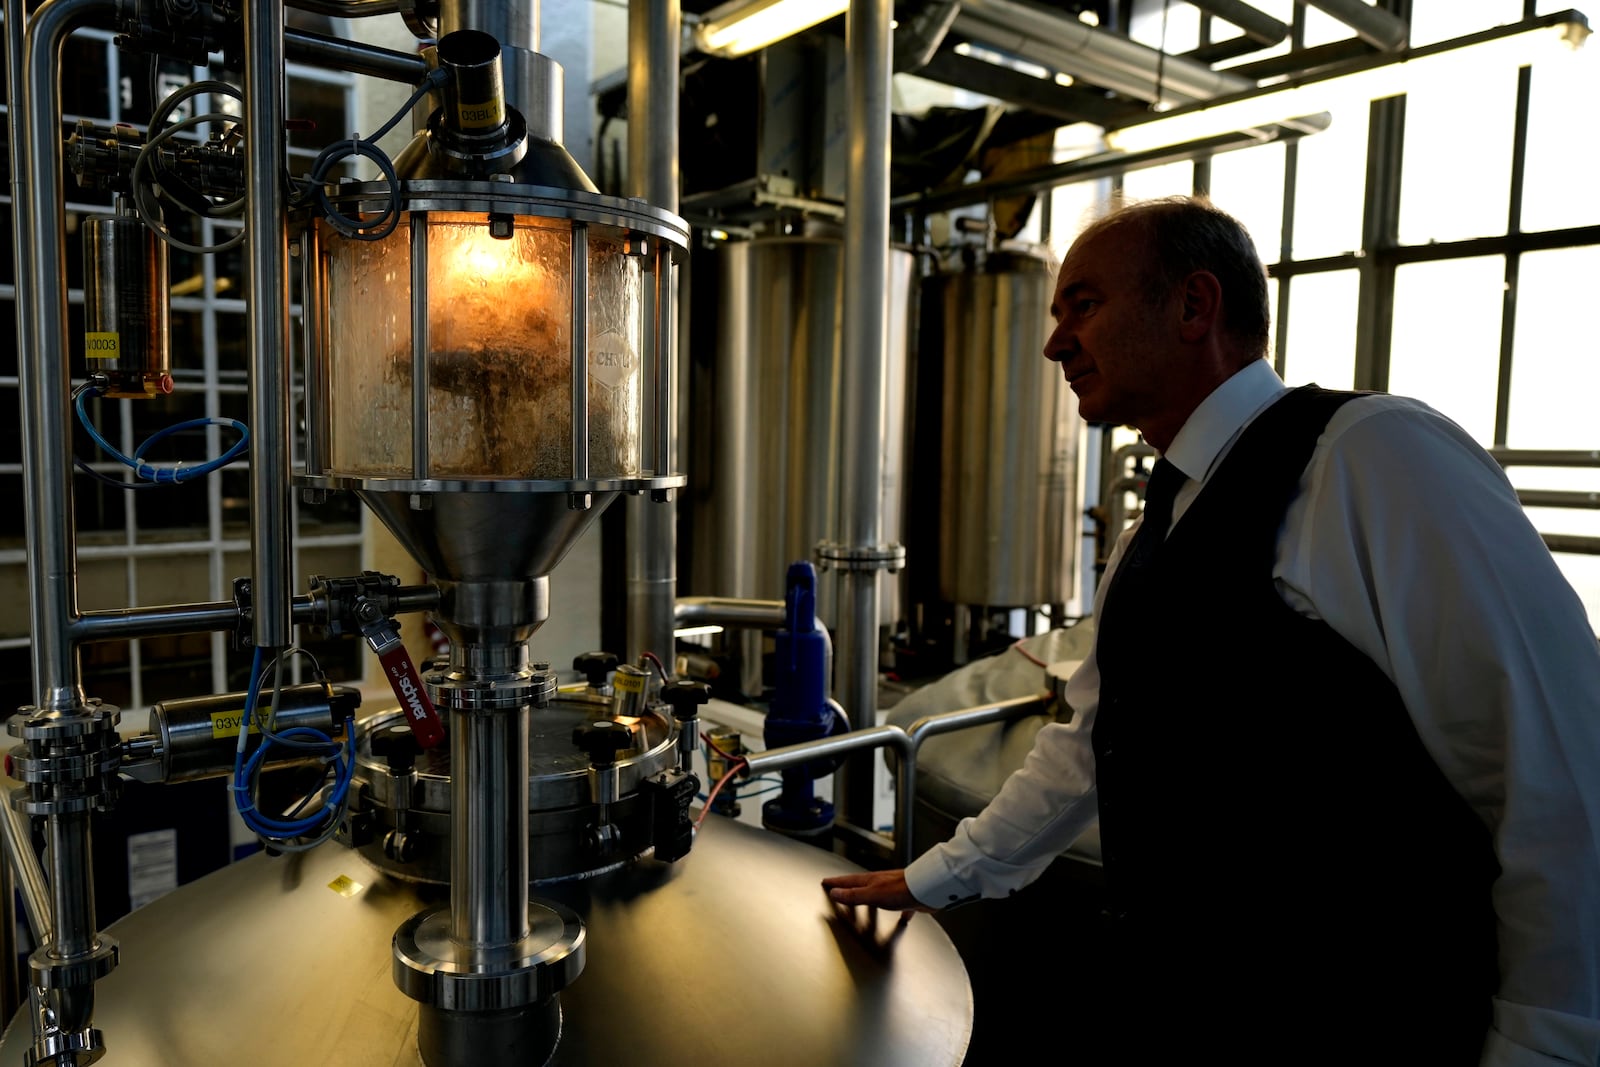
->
(831, 0), (896, 834)
(1190, 0), (1290, 47)
(624, 0), (681, 671)
(245, 0), (293, 649)
(1299, 0), (1409, 51)
(954, 0), (1253, 105)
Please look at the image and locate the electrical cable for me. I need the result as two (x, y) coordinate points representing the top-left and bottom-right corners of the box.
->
(297, 69), (448, 241)
(695, 729), (750, 829)
(1009, 639), (1048, 668)
(134, 79), (249, 254)
(74, 384), (249, 485)
(641, 650), (673, 684)
(231, 646), (355, 848)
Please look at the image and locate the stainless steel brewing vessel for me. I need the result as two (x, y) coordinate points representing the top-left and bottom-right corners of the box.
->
(703, 235), (915, 637)
(926, 249), (1079, 608)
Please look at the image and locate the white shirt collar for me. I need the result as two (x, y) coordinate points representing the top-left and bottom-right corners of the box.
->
(1162, 359), (1288, 484)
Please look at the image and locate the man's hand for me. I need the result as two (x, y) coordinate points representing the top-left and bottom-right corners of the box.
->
(821, 869), (930, 913)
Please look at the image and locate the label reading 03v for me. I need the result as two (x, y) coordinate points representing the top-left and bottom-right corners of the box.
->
(209, 710), (261, 741)
(85, 332), (120, 360)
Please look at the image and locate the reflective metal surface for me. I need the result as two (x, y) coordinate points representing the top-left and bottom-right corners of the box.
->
(927, 250), (1080, 607)
(0, 821), (973, 1066)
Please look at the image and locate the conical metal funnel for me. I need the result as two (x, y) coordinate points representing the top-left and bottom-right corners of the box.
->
(357, 488), (617, 585)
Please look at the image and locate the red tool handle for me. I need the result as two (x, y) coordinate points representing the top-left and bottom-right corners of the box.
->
(379, 645), (445, 749)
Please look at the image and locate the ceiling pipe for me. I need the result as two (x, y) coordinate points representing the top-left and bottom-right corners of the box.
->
(1299, 0), (1409, 51)
(953, 0), (1253, 106)
(1189, 0), (1289, 46)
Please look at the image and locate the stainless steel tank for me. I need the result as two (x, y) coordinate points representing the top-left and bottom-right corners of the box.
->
(925, 249), (1079, 607)
(699, 235), (915, 690)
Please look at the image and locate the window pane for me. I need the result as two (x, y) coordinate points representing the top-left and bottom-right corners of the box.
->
(1215, 0), (1293, 69)
(1291, 105), (1368, 259)
(1120, 160), (1193, 202)
(1388, 256), (1504, 443)
(1282, 270), (1358, 389)
(1505, 246), (1600, 448)
(1398, 65), (1518, 244)
(1205, 142), (1285, 264)
(1521, 41), (1600, 232)
(1129, 5), (1201, 53)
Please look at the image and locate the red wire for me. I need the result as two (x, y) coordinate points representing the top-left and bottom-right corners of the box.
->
(1010, 640), (1048, 668)
(641, 650), (672, 684)
(695, 729), (750, 830)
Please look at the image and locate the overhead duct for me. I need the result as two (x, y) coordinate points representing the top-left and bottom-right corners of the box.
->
(953, 0), (1254, 106)
(1300, 0), (1409, 51)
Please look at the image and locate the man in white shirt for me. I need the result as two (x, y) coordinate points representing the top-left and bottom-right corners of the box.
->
(823, 196), (1600, 1065)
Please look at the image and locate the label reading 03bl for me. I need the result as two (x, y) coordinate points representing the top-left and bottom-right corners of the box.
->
(209, 710), (261, 741)
(457, 99), (505, 129)
(85, 332), (120, 360)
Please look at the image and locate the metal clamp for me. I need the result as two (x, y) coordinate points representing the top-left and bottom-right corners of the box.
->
(424, 669), (557, 711)
(28, 936), (119, 990)
(814, 541), (908, 573)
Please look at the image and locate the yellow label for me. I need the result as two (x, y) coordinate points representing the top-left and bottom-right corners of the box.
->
(209, 710), (260, 741)
(327, 874), (364, 898)
(457, 99), (504, 130)
(614, 670), (646, 695)
(85, 332), (120, 360)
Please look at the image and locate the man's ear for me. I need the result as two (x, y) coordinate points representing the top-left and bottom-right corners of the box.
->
(1177, 270), (1223, 343)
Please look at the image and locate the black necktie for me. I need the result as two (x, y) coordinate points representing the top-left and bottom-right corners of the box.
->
(1126, 458), (1186, 570)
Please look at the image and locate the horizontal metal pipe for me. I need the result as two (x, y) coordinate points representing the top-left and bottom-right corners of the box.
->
(1492, 449), (1600, 468)
(740, 694), (1052, 864)
(0, 794), (51, 944)
(1541, 534), (1600, 556)
(901, 128), (1305, 214)
(1190, 0), (1288, 46)
(283, 28), (431, 83)
(673, 597), (786, 630)
(1299, 0), (1408, 51)
(955, 0), (1252, 105)
(70, 585), (440, 643)
(1517, 490), (1600, 510)
(286, 0), (401, 15)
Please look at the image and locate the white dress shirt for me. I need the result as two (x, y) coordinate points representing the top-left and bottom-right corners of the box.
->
(904, 358), (1600, 1067)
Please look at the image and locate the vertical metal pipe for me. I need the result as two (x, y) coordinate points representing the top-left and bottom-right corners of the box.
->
(411, 213), (431, 479)
(571, 223), (589, 480)
(440, 0), (539, 50)
(245, 0), (293, 648)
(624, 0), (680, 666)
(832, 0), (895, 828)
(44, 813), (92, 959)
(450, 706), (531, 946)
(15, 0), (112, 714)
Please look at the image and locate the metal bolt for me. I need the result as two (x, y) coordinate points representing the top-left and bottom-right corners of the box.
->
(408, 493), (432, 511)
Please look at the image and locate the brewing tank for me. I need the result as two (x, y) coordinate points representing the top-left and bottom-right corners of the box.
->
(923, 249), (1078, 607)
(701, 235), (915, 635)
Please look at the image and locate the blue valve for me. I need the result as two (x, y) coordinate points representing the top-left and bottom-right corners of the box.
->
(762, 561), (850, 838)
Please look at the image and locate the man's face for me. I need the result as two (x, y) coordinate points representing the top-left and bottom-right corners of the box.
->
(1043, 226), (1174, 428)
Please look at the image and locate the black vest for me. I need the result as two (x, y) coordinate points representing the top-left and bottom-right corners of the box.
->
(1093, 387), (1498, 1062)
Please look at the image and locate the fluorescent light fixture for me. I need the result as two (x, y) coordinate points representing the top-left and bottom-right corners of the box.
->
(1105, 10), (1590, 154)
(695, 0), (849, 58)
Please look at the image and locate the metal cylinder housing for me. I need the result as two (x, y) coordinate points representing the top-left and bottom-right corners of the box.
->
(924, 249), (1079, 607)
